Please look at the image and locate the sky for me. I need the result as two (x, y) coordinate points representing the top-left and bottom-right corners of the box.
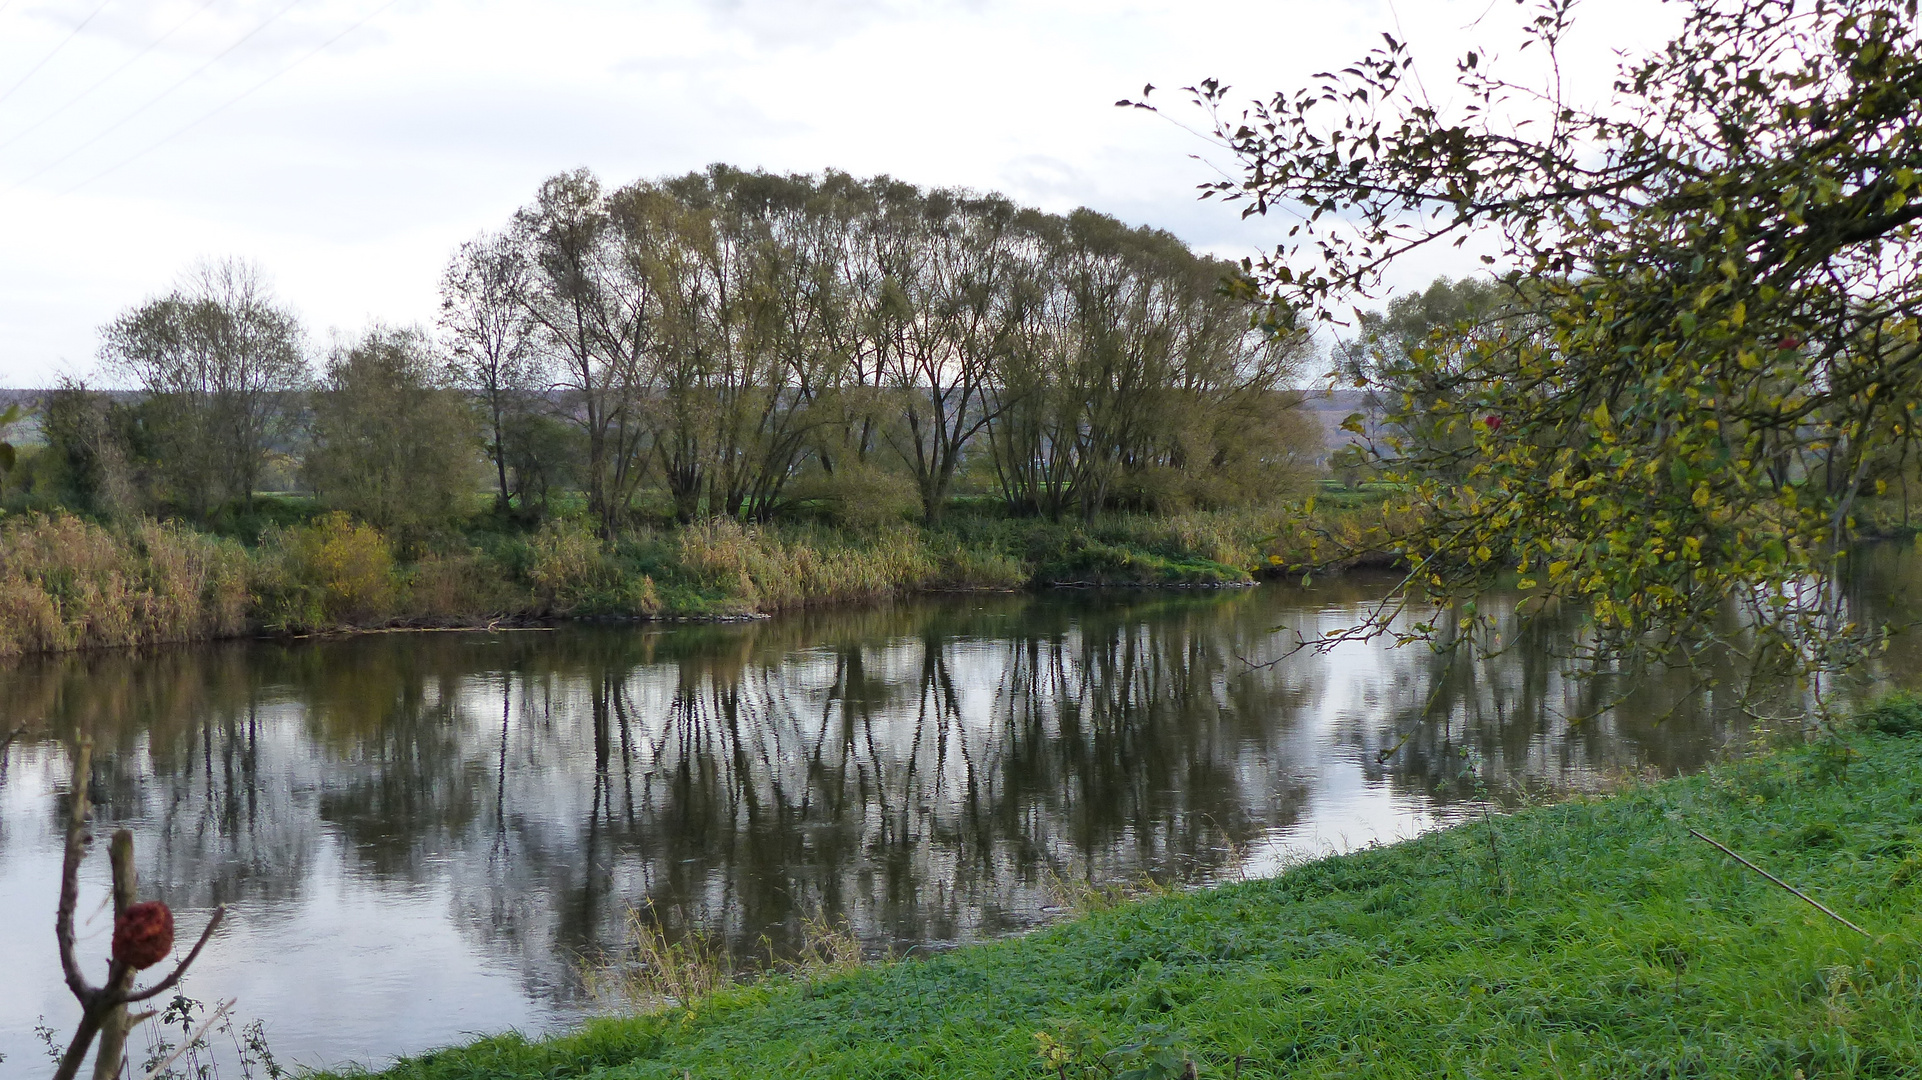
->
(0, 0), (1678, 386)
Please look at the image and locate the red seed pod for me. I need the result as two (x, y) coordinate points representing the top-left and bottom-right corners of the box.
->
(1485, 415), (1502, 432)
(112, 900), (174, 970)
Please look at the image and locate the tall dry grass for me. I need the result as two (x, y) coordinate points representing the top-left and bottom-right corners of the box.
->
(0, 512), (248, 656)
(677, 519), (942, 610)
(581, 903), (866, 1015)
(526, 518), (659, 616)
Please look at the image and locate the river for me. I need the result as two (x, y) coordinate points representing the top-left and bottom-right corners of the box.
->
(5, 551), (1919, 1072)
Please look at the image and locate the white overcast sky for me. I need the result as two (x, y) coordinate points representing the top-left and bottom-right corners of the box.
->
(0, 0), (1677, 386)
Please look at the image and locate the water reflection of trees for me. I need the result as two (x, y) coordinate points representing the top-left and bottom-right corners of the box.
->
(0, 580), (1758, 1010)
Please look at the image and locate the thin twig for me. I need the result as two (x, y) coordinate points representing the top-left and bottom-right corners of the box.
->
(135, 997), (234, 1080)
(125, 906), (228, 1003)
(1687, 828), (1869, 936)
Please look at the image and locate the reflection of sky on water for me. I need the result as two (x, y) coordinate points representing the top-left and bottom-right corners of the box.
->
(0, 564), (1832, 1073)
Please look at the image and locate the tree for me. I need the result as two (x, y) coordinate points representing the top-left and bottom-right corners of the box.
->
(1143, 0), (1922, 697)
(862, 184), (1026, 524)
(441, 229), (543, 515)
(304, 326), (479, 547)
(36, 381), (147, 515)
(1336, 276), (1517, 481)
(985, 209), (1305, 519)
(99, 259), (307, 520)
(516, 169), (659, 532)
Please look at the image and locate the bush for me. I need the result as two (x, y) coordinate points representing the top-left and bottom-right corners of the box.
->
(254, 512), (398, 630)
(785, 462), (920, 531)
(1858, 690), (1922, 736)
(526, 518), (658, 616)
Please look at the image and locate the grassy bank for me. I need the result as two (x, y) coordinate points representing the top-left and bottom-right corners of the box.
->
(321, 721), (1922, 1079)
(0, 496), (1413, 656)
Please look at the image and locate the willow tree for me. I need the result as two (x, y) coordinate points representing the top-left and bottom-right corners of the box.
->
(516, 169), (657, 532)
(986, 209), (1304, 520)
(1139, 0), (1922, 698)
(441, 229), (541, 513)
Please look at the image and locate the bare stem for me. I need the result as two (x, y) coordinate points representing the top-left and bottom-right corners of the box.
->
(1688, 827), (1869, 936)
(134, 998), (234, 1080)
(92, 831), (141, 1080)
(56, 737), (95, 1002)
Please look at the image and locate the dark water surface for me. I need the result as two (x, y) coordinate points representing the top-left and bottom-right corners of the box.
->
(8, 557), (1921, 1071)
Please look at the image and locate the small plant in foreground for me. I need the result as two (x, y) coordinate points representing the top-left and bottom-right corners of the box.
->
(581, 904), (866, 1014)
(1035, 1022), (1199, 1079)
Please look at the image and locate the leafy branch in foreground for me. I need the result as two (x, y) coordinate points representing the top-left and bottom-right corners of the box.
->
(1134, 0), (1922, 700)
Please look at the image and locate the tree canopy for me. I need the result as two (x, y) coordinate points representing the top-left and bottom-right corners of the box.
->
(1140, 0), (1922, 700)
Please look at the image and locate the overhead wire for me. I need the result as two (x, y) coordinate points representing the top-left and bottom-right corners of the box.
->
(9, 0), (303, 190)
(60, 0), (399, 195)
(0, 0), (222, 154)
(0, 0), (115, 109)
(61, 0), (399, 195)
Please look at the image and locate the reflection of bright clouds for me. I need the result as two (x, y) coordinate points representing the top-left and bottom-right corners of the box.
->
(0, 575), (1768, 1070)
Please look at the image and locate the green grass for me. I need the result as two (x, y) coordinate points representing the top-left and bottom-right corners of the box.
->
(319, 727), (1922, 1079)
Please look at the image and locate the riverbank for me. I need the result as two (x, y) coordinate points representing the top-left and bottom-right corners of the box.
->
(0, 498), (1411, 656)
(321, 719), (1922, 1079)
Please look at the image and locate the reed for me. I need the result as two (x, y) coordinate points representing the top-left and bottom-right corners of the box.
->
(0, 512), (248, 656)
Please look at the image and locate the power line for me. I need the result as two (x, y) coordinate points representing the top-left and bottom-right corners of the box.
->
(0, 0), (221, 154)
(62, 0), (398, 196)
(0, 0), (115, 109)
(8, 0), (302, 191)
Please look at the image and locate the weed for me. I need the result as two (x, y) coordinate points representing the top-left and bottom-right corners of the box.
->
(1040, 869), (1175, 917)
(580, 905), (866, 1016)
(0, 511), (248, 654)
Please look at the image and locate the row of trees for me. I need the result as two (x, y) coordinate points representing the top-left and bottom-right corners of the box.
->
(446, 166), (1307, 529)
(44, 167), (1309, 540)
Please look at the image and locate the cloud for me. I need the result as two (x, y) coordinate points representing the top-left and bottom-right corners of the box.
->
(0, 0), (1679, 385)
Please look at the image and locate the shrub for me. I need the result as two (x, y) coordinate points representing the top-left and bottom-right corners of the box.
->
(1858, 690), (1922, 736)
(255, 512), (398, 630)
(526, 518), (658, 616)
(785, 462), (920, 531)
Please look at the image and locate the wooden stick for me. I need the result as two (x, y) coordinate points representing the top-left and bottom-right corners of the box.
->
(1687, 827), (1869, 936)
(92, 830), (141, 1080)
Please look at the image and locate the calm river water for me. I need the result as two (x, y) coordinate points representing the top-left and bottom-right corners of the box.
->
(6, 552), (1922, 1071)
